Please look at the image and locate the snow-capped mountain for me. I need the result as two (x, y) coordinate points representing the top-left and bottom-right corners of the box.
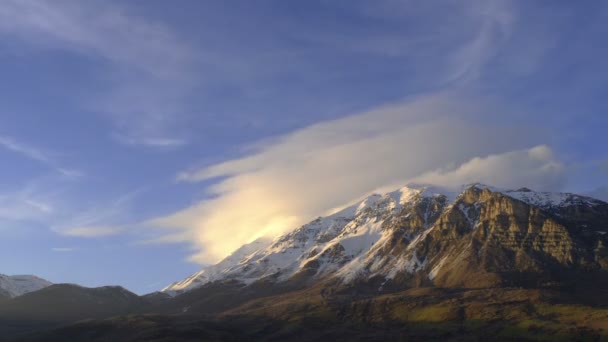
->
(0, 274), (52, 298)
(162, 183), (608, 295)
(162, 238), (272, 296)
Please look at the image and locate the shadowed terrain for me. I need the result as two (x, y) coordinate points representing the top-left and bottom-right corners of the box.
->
(10, 286), (608, 341)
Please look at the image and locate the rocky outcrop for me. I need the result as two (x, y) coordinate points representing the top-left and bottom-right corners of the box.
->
(412, 187), (608, 289)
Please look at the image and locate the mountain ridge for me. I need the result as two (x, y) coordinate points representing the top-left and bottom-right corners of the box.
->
(162, 183), (608, 296)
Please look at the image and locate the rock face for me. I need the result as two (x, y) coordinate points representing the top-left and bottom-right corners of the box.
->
(419, 187), (608, 289)
(162, 184), (608, 295)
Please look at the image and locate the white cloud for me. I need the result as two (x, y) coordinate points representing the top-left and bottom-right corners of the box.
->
(412, 145), (565, 191)
(149, 92), (553, 264)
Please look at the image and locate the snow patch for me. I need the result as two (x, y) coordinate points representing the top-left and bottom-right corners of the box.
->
(0, 274), (52, 298)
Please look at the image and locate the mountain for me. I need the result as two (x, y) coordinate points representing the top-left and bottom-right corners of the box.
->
(162, 238), (272, 296)
(0, 275), (51, 299)
(0, 283), (146, 337)
(163, 183), (608, 295)
(7, 183), (608, 341)
(160, 185), (451, 295)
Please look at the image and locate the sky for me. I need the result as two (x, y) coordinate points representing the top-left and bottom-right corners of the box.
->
(0, 0), (607, 294)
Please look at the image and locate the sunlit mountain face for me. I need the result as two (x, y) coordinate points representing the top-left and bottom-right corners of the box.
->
(1, 1), (608, 341)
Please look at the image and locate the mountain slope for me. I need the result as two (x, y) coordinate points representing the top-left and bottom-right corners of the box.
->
(162, 238), (272, 296)
(0, 275), (51, 299)
(163, 184), (608, 295)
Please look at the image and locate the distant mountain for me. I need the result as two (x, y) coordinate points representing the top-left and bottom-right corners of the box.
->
(0, 284), (146, 337)
(163, 183), (608, 295)
(0, 275), (51, 299)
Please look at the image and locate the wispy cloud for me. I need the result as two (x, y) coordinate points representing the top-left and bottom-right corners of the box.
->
(0, 0), (196, 147)
(58, 225), (125, 238)
(112, 134), (187, 149)
(0, 136), (52, 163)
(281, 0), (518, 89)
(444, 0), (514, 83)
(51, 247), (76, 253)
(0, 135), (82, 178)
(0, 0), (533, 148)
(598, 160), (608, 174)
(0, 178), (144, 239)
(588, 187), (608, 202)
(0, 175), (64, 223)
(51, 188), (144, 237)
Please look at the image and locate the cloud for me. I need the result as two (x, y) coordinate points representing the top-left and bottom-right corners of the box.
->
(51, 188), (143, 237)
(51, 247), (76, 252)
(0, 0), (195, 147)
(587, 186), (608, 202)
(149, 92), (554, 264)
(0, 135), (82, 178)
(112, 134), (187, 149)
(0, 195), (52, 223)
(59, 225), (124, 237)
(0, 136), (52, 163)
(0, 0), (192, 78)
(285, 0), (517, 88)
(0, 0), (534, 148)
(412, 145), (565, 191)
(445, 0), (514, 83)
(0, 176), (63, 223)
(0, 177), (143, 240)
(598, 160), (608, 175)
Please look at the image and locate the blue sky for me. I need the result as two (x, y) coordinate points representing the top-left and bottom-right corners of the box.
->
(0, 0), (607, 294)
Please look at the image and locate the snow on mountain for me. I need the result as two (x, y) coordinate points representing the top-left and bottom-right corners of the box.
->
(162, 184), (454, 295)
(504, 187), (604, 209)
(162, 183), (608, 296)
(162, 238), (272, 296)
(0, 274), (52, 298)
